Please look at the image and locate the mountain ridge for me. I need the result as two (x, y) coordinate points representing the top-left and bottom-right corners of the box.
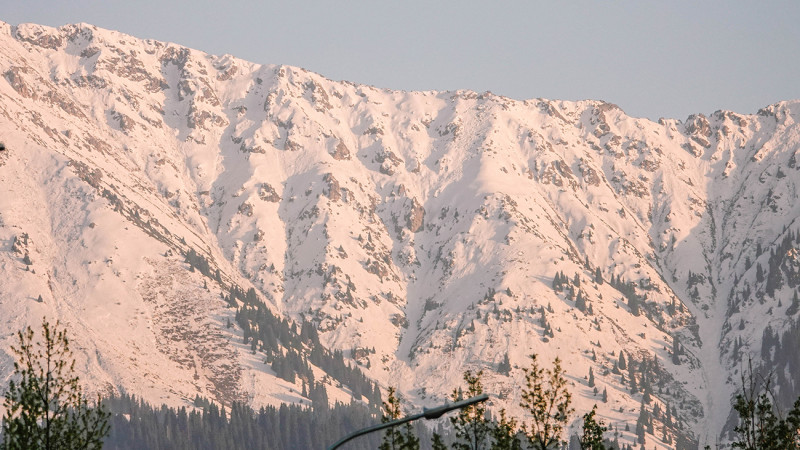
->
(2, 20), (800, 448)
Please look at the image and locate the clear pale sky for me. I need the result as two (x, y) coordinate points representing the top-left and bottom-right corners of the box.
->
(2, 0), (799, 120)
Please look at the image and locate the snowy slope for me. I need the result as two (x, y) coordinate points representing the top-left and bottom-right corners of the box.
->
(1, 21), (800, 447)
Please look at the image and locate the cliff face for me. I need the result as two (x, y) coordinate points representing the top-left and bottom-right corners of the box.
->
(2, 21), (800, 446)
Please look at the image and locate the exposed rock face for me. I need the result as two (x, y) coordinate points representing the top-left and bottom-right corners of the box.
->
(406, 197), (425, 232)
(3, 21), (800, 448)
(323, 173), (341, 201)
(258, 183), (281, 202)
(331, 140), (351, 160)
(4, 67), (36, 99)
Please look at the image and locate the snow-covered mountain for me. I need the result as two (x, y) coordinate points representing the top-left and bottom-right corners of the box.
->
(2, 21), (799, 448)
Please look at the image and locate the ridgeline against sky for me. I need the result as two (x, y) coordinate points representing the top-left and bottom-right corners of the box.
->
(3, 0), (799, 121)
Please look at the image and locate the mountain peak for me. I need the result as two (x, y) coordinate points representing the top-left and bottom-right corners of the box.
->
(2, 21), (799, 447)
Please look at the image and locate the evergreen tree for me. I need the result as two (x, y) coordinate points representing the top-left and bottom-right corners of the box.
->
(491, 409), (521, 450)
(498, 353), (512, 376)
(431, 433), (448, 450)
(628, 294), (640, 316)
(450, 371), (491, 450)
(787, 291), (800, 316)
(519, 354), (574, 450)
(635, 407), (647, 446)
(588, 368), (595, 388)
(641, 387), (652, 404)
(1, 319), (110, 449)
(380, 387), (419, 450)
(575, 291), (587, 312)
(672, 335), (681, 365)
(580, 405), (607, 449)
(104, 393), (395, 450)
(552, 273), (562, 291)
(629, 375), (638, 394)
(595, 267), (603, 285)
(731, 360), (800, 449)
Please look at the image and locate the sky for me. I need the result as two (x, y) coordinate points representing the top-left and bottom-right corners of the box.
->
(2, 0), (799, 121)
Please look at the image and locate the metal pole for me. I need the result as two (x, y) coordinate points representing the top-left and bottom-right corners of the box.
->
(326, 393), (489, 450)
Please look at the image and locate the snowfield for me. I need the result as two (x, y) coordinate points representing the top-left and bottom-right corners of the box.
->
(1, 21), (800, 448)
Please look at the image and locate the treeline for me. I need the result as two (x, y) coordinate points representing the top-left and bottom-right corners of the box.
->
(233, 287), (381, 405)
(380, 357), (638, 450)
(102, 393), (439, 450)
(730, 229), (800, 315)
(729, 228), (800, 429)
(383, 356), (800, 449)
(184, 247), (381, 406)
(759, 319), (800, 409)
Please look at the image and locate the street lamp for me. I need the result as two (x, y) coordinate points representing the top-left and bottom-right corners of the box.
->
(326, 393), (489, 450)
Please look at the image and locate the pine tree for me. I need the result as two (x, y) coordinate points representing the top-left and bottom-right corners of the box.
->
(580, 405), (607, 449)
(672, 335), (681, 365)
(766, 260), (783, 298)
(628, 361), (638, 394)
(595, 267), (603, 285)
(1, 319), (110, 449)
(628, 293), (640, 315)
(380, 387), (419, 450)
(588, 368), (595, 388)
(629, 375), (638, 394)
(431, 433), (448, 450)
(498, 353), (512, 375)
(451, 371), (490, 450)
(491, 409), (521, 450)
(731, 359), (800, 449)
(787, 291), (800, 316)
(575, 291), (587, 312)
(552, 273), (562, 291)
(519, 354), (574, 450)
(642, 387), (652, 404)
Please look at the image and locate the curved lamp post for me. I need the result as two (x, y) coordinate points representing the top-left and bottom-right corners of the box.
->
(326, 393), (489, 450)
